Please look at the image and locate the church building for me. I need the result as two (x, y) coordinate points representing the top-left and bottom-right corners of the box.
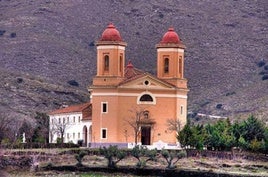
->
(88, 23), (188, 148)
(49, 23), (188, 149)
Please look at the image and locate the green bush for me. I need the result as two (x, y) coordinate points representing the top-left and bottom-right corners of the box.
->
(75, 150), (87, 166)
(130, 146), (157, 168)
(56, 137), (63, 144)
(161, 149), (186, 169)
(99, 145), (127, 168)
(179, 115), (267, 153)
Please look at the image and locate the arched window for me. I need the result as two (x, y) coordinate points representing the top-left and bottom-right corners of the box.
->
(164, 58), (169, 73)
(104, 55), (109, 71)
(140, 94), (153, 102)
(137, 92), (156, 105)
(143, 111), (149, 119)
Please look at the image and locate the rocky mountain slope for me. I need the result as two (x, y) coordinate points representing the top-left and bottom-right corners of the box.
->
(0, 0), (267, 122)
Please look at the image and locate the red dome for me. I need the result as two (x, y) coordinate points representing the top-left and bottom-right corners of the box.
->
(160, 27), (180, 44)
(100, 23), (122, 41)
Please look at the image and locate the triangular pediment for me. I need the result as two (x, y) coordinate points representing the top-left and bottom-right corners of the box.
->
(119, 74), (176, 90)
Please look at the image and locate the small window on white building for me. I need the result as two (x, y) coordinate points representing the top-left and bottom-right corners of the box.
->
(101, 128), (107, 139)
(78, 116), (81, 122)
(58, 118), (61, 124)
(73, 133), (75, 139)
(101, 102), (108, 113)
(67, 117), (69, 123)
(78, 133), (80, 139)
(63, 117), (65, 124)
(180, 106), (183, 115)
(73, 116), (75, 123)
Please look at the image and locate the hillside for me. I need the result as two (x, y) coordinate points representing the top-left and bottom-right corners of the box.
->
(0, 0), (267, 122)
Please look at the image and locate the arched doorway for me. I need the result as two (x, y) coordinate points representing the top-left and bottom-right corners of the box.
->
(83, 126), (88, 147)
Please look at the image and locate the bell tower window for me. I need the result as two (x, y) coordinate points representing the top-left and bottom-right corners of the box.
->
(119, 54), (123, 72)
(179, 56), (182, 75)
(104, 55), (109, 71)
(164, 58), (169, 73)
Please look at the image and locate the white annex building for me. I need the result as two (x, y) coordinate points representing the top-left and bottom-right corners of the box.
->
(49, 102), (92, 146)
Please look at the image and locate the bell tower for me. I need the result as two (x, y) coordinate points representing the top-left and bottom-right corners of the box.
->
(156, 27), (187, 88)
(93, 23), (127, 86)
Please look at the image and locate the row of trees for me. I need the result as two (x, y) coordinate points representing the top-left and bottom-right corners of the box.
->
(178, 115), (268, 153)
(74, 145), (186, 169)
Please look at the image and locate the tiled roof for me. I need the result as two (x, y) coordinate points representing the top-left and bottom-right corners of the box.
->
(124, 63), (144, 78)
(49, 102), (91, 115)
(120, 62), (178, 88)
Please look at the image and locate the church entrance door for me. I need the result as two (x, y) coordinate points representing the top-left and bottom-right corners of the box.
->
(141, 126), (151, 145)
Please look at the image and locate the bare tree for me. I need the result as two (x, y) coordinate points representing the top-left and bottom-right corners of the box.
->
(124, 107), (144, 144)
(50, 117), (72, 144)
(125, 107), (155, 145)
(0, 113), (12, 143)
(0, 113), (24, 146)
(166, 118), (182, 133)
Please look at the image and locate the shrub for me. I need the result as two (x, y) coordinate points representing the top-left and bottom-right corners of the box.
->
(216, 104), (222, 109)
(249, 138), (263, 152)
(225, 91), (236, 96)
(161, 149), (186, 169)
(89, 41), (95, 46)
(10, 32), (16, 38)
(56, 137), (63, 144)
(99, 145), (127, 168)
(77, 140), (83, 147)
(17, 77), (23, 83)
(67, 80), (79, 87)
(262, 75), (268, 80)
(75, 150), (87, 166)
(130, 145), (158, 168)
(259, 71), (267, 75)
(159, 12), (164, 18)
(0, 30), (6, 36)
(257, 60), (266, 67)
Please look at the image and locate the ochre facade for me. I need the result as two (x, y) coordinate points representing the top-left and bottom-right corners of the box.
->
(89, 24), (188, 147)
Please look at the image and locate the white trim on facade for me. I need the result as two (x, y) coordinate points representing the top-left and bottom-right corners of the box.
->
(157, 48), (184, 53)
(97, 45), (125, 50)
(92, 92), (187, 99)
